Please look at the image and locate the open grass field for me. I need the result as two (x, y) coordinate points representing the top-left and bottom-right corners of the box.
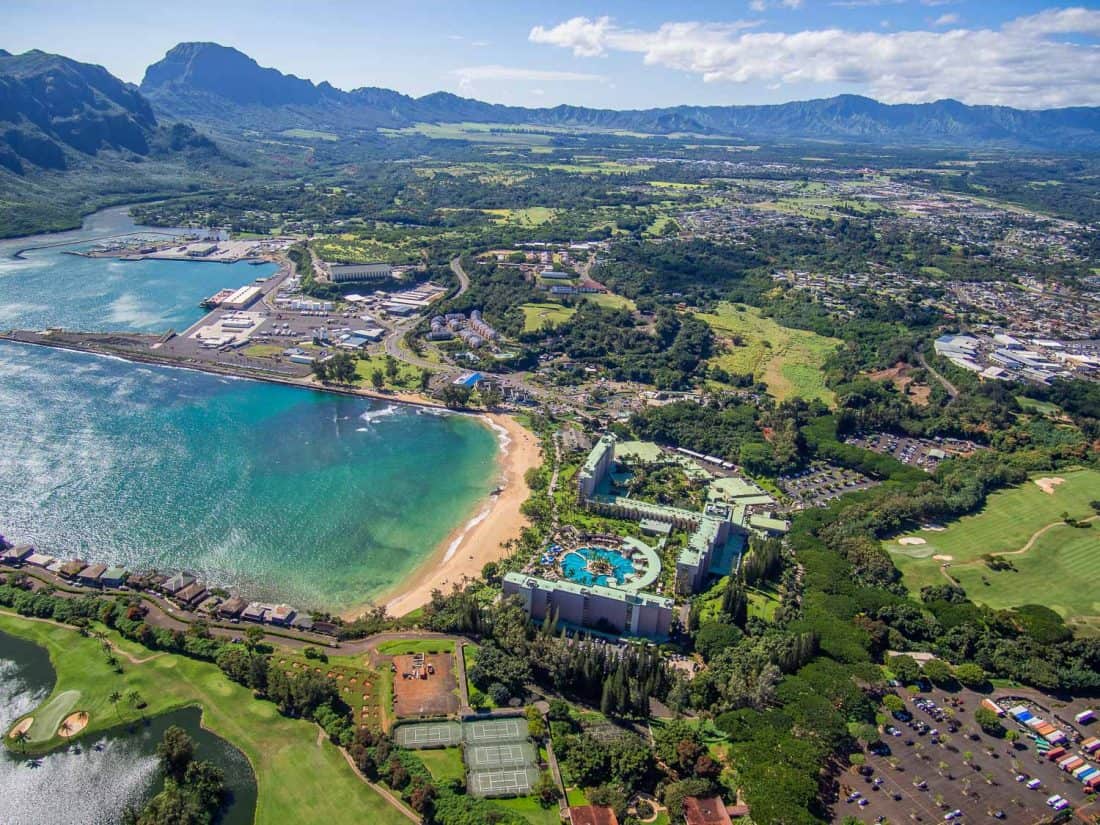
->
(695, 303), (840, 404)
(492, 796), (561, 825)
(310, 234), (421, 265)
(519, 301), (575, 332)
(483, 206), (557, 226)
(280, 128), (340, 141)
(584, 291), (637, 311)
(883, 469), (1100, 626)
(949, 527), (1100, 636)
(374, 638), (455, 656)
(0, 613), (406, 824)
(354, 354), (426, 392)
(381, 123), (554, 146)
(418, 746), (466, 783)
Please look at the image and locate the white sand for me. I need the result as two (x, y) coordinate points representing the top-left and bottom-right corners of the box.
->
(898, 537), (927, 546)
(8, 717), (33, 738)
(58, 711), (89, 738)
(933, 554), (954, 561)
(1034, 477), (1065, 495)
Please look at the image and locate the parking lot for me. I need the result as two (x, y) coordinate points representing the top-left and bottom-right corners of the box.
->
(833, 689), (1099, 824)
(778, 461), (878, 510)
(844, 433), (983, 473)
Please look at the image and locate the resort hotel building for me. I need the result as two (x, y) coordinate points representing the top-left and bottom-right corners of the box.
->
(503, 573), (675, 638)
(505, 434), (788, 639)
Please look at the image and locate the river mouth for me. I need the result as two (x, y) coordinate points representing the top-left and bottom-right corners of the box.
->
(0, 630), (258, 825)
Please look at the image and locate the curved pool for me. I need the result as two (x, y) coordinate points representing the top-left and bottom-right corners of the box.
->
(560, 546), (636, 588)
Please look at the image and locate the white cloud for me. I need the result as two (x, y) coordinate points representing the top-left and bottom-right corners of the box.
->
(934, 13), (960, 26)
(450, 64), (602, 90)
(528, 8), (1100, 108)
(749, 0), (802, 9)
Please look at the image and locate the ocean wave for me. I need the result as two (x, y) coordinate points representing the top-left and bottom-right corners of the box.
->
(443, 505), (493, 562)
(358, 405), (400, 425)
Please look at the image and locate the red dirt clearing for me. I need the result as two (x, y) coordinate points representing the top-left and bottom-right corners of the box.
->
(392, 653), (459, 718)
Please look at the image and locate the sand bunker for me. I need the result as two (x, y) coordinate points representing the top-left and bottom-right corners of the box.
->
(933, 554), (954, 562)
(1034, 477), (1065, 495)
(58, 712), (89, 738)
(898, 537), (927, 546)
(8, 717), (33, 738)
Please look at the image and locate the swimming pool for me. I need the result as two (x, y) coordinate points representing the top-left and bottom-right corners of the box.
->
(560, 546), (636, 587)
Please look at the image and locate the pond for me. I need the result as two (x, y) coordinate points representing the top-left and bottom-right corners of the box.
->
(0, 629), (257, 825)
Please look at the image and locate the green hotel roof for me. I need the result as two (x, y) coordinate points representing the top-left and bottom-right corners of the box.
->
(581, 434), (616, 475)
(749, 514), (790, 533)
(102, 566), (128, 579)
(504, 571), (673, 608)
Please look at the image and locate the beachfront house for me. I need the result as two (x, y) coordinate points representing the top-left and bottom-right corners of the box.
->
(100, 566), (128, 588)
(218, 596), (248, 619)
(175, 581), (208, 608)
(162, 573), (196, 596)
(1, 544), (34, 566)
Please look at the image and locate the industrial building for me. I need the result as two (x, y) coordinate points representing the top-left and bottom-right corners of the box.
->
(328, 261), (393, 283)
(220, 285), (262, 309)
(502, 572), (674, 638)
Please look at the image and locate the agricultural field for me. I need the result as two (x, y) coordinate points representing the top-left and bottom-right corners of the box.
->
(279, 128), (339, 141)
(883, 468), (1100, 626)
(483, 206), (557, 226)
(519, 301), (576, 332)
(0, 614), (405, 824)
(695, 302), (841, 404)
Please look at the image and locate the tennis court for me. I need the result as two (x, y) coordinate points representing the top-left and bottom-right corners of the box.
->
(393, 720), (462, 749)
(462, 717), (526, 744)
(465, 741), (537, 770)
(467, 766), (541, 798)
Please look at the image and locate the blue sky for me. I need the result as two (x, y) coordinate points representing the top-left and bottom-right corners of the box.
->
(5, 1), (1100, 108)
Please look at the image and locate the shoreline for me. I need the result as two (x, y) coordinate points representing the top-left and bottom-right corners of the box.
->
(361, 411), (538, 619)
(0, 333), (542, 619)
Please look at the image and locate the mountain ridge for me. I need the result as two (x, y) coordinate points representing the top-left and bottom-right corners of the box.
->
(136, 41), (1100, 150)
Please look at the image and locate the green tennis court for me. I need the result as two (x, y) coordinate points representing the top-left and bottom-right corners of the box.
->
(393, 720), (462, 749)
(467, 765), (541, 798)
(465, 741), (537, 770)
(462, 717), (526, 744)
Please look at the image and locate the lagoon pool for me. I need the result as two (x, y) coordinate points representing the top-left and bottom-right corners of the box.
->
(560, 546), (636, 588)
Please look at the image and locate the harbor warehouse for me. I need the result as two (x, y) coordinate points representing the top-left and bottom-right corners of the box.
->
(328, 261), (393, 282)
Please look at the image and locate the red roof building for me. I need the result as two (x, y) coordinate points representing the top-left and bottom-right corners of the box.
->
(683, 796), (734, 825)
(569, 805), (619, 825)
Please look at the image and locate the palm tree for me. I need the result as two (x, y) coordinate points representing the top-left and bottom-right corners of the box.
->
(13, 728), (29, 754)
(109, 690), (123, 723)
(126, 690), (143, 717)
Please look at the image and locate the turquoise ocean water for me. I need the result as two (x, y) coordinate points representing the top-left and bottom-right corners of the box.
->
(0, 209), (499, 611)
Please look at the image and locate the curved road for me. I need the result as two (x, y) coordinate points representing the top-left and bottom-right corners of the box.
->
(450, 256), (470, 297)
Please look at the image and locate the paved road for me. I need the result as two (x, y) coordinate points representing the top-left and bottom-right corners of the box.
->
(450, 256), (470, 297)
(919, 353), (959, 399)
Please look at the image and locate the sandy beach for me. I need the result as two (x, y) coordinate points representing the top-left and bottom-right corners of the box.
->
(345, 411), (540, 619)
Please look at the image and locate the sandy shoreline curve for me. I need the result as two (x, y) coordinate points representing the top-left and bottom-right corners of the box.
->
(344, 411), (539, 620)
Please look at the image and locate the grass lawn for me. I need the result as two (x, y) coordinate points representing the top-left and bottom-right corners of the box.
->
(354, 354), (427, 392)
(463, 643), (497, 710)
(492, 796), (562, 825)
(520, 301), (576, 332)
(0, 613), (407, 825)
(374, 639), (455, 656)
(584, 292), (637, 311)
(280, 128), (340, 141)
(565, 787), (589, 806)
(271, 650), (384, 732)
(746, 583), (782, 621)
(695, 303), (840, 405)
(244, 343), (285, 359)
(483, 206), (557, 226)
(883, 468), (1100, 619)
(950, 527), (1100, 636)
(418, 746), (466, 783)
(1015, 395), (1063, 417)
